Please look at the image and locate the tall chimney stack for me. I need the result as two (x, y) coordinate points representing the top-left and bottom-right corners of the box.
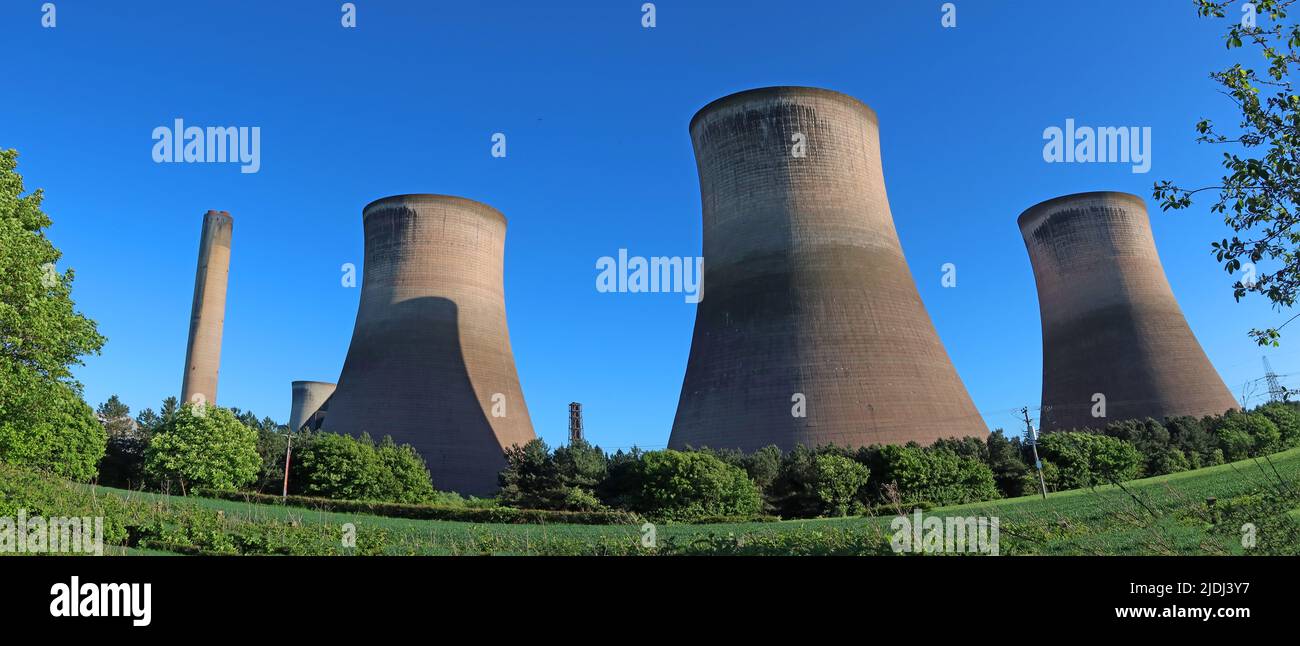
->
(181, 210), (233, 407)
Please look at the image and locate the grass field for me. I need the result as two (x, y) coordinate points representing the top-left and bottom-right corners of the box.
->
(82, 447), (1300, 555)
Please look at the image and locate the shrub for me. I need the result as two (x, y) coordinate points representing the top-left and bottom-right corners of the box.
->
(143, 403), (260, 493)
(0, 378), (106, 482)
(499, 439), (609, 511)
(291, 432), (439, 504)
(624, 450), (762, 521)
(1255, 403), (1300, 449)
(1212, 411), (1281, 461)
(812, 453), (870, 516)
(872, 444), (1000, 507)
(1036, 432), (1141, 489)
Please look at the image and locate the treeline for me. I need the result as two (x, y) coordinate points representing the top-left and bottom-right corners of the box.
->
(497, 403), (1300, 521)
(95, 397), (461, 506)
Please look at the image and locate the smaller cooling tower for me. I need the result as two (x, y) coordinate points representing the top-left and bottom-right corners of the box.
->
(1019, 191), (1238, 431)
(290, 381), (336, 432)
(181, 210), (233, 406)
(322, 194), (535, 496)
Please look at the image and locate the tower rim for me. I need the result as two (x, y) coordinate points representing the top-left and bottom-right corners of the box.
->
(689, 86), (880, 133)
(362, 194), (507, 224)
(1017, 191), (1146, 232)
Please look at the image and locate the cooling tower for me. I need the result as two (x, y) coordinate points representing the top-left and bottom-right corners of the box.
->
(180, 210), (233, 406)
(289, 381), (335, 432)
(1019, 191), (1238, 431)
(669, 86), (987, 453)
(322, 194), (535, 495)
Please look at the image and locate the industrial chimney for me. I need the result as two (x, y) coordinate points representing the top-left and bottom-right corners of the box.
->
(180, 210), (233, 407)
(1018, 191), (1238, 430)
(322, 194), (535, 495)
(289, 381), (336, 432)
(669, 86), (987, 452)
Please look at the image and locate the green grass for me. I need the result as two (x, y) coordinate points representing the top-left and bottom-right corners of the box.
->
(78, 447), (1300, 555)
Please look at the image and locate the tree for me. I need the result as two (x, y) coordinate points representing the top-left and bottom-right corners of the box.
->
(1256, 401), (1300, 447)
(1037, 432), (1142, 489)
(624, 450), (762, 521)
(96, 394), (136, 438)
(985, 429), (1030, 497)
(0, 149), (107, 480)
(143, 403), (260, 493)
(1153, 0), (1300, 345)
(811, 453), (870, 517)
(497, 439), (609, 510)
(374, 436), (437, 504)
(0, 378), (105, 481)
(1212, 410), (1282, 459)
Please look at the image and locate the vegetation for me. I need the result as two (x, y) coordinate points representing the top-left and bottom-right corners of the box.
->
(289, 432), (438, 504)
(143, 403), (261, 494)
(0, 149), (106, 481)
(1153, 0), (1300, 345)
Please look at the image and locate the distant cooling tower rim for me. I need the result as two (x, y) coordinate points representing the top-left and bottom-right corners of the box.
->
(292, 380), (335, 386)
(362, 194), (506, 224)
(1017, 191), (1146, 230)
(689, 86), (880, 132)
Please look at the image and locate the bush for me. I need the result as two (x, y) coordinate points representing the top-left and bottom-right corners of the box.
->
(196, 489), (639, 525)
(0, 378), (106, 482)
(1212, 411), (1281, 461)
(624, 450), (762, 521)
(813, 453), (870, 516)
(872, 444), (1000, 507)
(1036, 432), (1142, 489)
(144, 403), (260, 493)
(291, 432), (439, 504)
(1255, 403), (1300, 449)
(498, 439), (609, 511)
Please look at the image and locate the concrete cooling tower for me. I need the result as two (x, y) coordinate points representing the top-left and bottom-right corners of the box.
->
(289, 381), (335, 432)
(180, 210), (233, 406)
(1018, 191), (1238, 431)
(322, 194), (535, 495)
(669, 86), (987, 453)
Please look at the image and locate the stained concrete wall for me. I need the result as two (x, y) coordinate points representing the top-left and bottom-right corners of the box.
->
(322, 194), (535, 495)
(181, 210), (233, 406)
(289, 381), (336, 432)
(669, 86), (987, 452)
(1019, 191), (1238, 430)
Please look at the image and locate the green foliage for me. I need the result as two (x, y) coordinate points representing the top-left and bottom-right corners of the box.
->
(985, 429), (1030, 497)
(623, 449), (762, 521)
(812, 452), (870, 516)
(1212, 410), (1282, 460)
(1256, 402), (1300, 448)
(0, 376), (105, 482)
(0, 149), (106, 482)
(196, 488), (640, 526)
(143, 403), (260, 493)
(290, 431), (440, 504)
(871, 444), (1001, 507)
(95, 394), (135, 438)
(1154, 0), (1300, 345)
(498, 438), (610, 511)
(1037, 432), (1143, 488)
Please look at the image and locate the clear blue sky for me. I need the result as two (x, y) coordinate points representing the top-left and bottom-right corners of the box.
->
(2, 0), (1294, 449)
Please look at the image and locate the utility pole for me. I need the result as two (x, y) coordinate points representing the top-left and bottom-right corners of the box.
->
(1021, 407), (1048, 500)
(282, 429), (293, 499)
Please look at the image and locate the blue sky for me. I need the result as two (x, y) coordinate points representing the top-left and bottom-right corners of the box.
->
(2, 0), (1294, 449)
